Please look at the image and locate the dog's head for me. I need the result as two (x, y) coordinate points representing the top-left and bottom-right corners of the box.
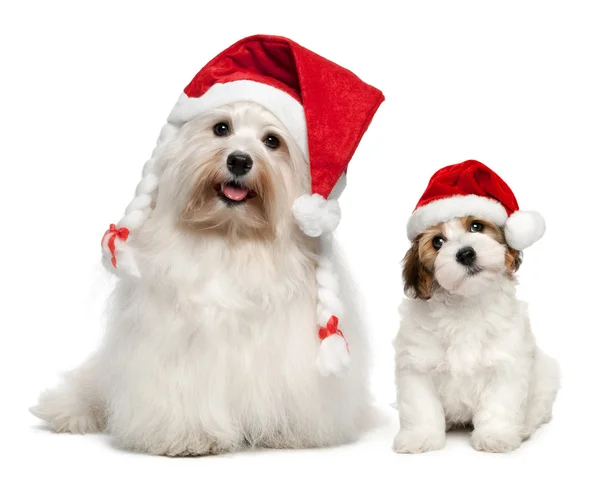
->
(156, 102), (309, 241)
(403, 217), (522, 299)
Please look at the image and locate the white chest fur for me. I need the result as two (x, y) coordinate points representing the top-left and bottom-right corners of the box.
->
(396, 281), (535, 422)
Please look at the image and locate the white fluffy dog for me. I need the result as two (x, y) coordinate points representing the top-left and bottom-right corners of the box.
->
(31, 102), (373, 455)
(394, 215), (560, 453)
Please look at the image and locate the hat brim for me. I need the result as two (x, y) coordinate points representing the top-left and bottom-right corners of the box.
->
(167, 80), (308, 159)
(406, 194), (508, 240)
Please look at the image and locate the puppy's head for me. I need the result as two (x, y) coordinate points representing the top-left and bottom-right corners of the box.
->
(156, 101), (309, 241)
(403, 217), (521, 299)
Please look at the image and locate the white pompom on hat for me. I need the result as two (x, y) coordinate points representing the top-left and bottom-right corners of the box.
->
(101, 34), (384, 376)
(406, 160), (545, 250)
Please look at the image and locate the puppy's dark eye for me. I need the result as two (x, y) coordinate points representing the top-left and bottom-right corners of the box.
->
(263, 135), (280, 149)
(213, 123), (230, 137)
(470, 221), (484, 233)
(432, 236), (445, 250)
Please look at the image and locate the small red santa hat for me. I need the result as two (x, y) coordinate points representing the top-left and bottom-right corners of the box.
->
(407, 160), (545, 250)
(101, 34), (384, 376)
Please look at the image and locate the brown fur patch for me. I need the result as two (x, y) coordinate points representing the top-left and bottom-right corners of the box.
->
(504, 246), (522, 274)
(460, 216), (522, 275)
(403, 223), (444, 299)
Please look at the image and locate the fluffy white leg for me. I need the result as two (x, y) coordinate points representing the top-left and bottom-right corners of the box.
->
(393, 372), (446, 453)
(30, 355), (106, 434)
(106, 367), (245, 456)
(471, 369), (528, 453)
(523, 348), (560, 438)
(106, 383), (244, 456)
(103, 328), (244, 456)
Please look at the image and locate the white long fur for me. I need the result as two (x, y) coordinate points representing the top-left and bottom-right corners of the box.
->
(315, 234), (350, 376)
(31, 103), (373, 455)
(394, 219), (559, 453)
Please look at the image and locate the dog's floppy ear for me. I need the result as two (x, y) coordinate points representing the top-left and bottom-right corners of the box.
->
(402, 238), (436, 300)
(505, 247), (522, 273)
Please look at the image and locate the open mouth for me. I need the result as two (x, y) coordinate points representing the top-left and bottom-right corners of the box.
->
(215, 181), (257, 205)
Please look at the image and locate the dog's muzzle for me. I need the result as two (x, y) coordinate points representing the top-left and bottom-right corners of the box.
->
(227, 151), (253, 177)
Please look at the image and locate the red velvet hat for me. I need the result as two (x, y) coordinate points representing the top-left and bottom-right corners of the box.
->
(407, 160), (545, 250)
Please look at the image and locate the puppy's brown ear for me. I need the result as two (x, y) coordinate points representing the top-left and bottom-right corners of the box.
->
(505, 247), (523, 274)
(402, 239), (436, 300)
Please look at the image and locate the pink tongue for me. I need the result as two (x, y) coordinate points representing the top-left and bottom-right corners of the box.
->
(222, 184), (250, 201)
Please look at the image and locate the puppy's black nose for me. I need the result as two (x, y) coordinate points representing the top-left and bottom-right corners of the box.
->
(227, 152), (253, 176)
(456, 247), (476, 266)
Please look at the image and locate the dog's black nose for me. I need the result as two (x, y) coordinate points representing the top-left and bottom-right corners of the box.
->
(227, 152), (253, 176)
(456, 247), (476, 266)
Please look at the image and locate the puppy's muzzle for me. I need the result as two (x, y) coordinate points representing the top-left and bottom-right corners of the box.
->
(456, 246), (476, 266)
(227, 151), (253, 176)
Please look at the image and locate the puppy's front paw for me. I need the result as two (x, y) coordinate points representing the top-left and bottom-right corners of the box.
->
(393, 429), (445, 454)
(471, 428), (521, 453)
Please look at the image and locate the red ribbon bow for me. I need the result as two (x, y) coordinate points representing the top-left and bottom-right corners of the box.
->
(103, 224), (129, 268)
(318, 315), (349, 353)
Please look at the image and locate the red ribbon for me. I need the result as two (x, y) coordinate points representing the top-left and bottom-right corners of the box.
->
(103, 224), (129, 268)
(318, 315), (349, 353)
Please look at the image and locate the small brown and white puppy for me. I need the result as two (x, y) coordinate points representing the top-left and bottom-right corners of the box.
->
(393, 216), (559, 453)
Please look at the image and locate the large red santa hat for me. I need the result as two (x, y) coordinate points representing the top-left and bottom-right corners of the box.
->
(407, 160), (545, 250)
(101, 34), (384, 376)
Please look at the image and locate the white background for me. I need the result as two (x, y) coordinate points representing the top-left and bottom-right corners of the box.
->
(2, 1), (599, 496)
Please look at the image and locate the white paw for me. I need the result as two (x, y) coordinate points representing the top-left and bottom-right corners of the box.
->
(161, 440), (227, 457)
(471, 428), (522, 453)
(392, 429), (445, 454)
(130, 436), (238, 457)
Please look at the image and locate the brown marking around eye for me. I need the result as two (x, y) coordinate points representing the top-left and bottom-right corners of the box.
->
(459, 216), (522, 275)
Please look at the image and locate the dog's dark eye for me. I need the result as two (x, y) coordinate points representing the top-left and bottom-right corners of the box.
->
(470, 221), (484, 233)
(432, 236), (445, 250)
(263, 135), (280, 149)
(213, 123), (230, 137)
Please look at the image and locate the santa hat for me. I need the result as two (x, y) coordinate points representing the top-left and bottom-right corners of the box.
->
(101, 34), (384, 376)
(407, 160), (545, 250)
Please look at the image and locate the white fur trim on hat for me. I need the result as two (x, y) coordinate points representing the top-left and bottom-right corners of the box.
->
(168, 81), (308, 159)
(292, 194), (341, 237)
(407, 194), (508, 240)
(504, 210), (546, 250)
